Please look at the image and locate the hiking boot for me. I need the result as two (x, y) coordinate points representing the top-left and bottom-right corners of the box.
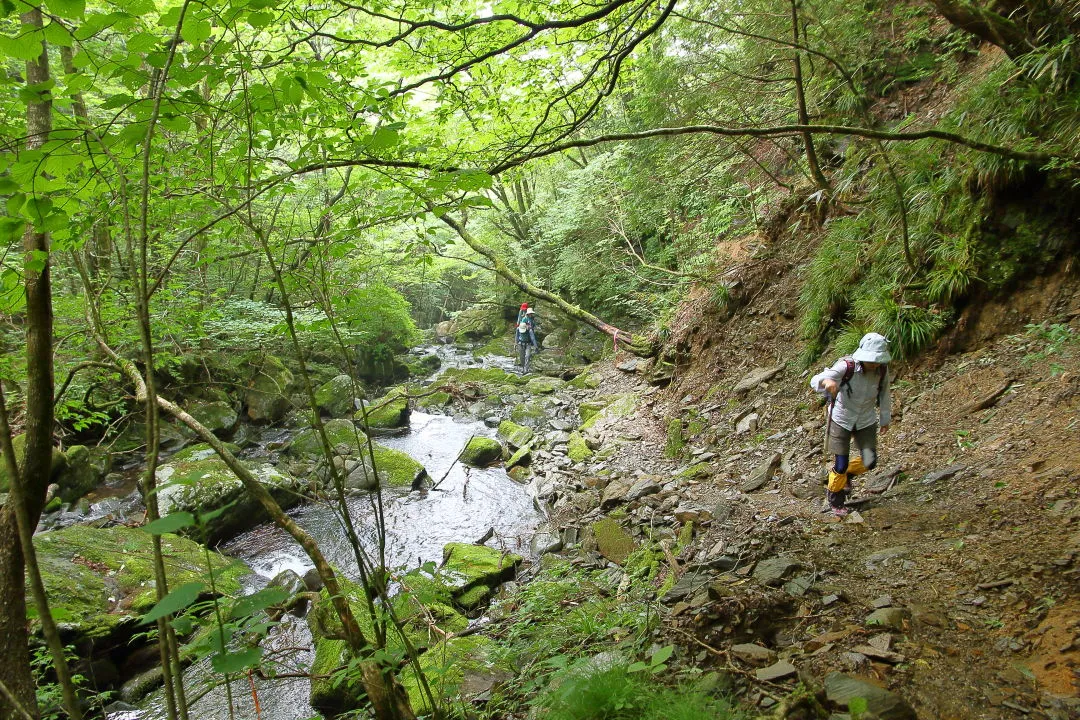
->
(832, 505), (850, 517)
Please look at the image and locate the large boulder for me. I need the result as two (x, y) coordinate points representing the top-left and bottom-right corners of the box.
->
(288, 419), (367, 458)
(357, 387), (410, 430)
(156, 444), (306, 543)
(324, 445), (428, 491)
(0, 433), (67, 493)
(53, 445), (101, 504)
(186, 400), (239, 438)
(245, 355), (295, 423)
(461, 437), (503, 467)
(33, 525), (246, 644)
(314, 374), (359, 417)
(449, 305), (506, 342)
(399, 635), (511, 716)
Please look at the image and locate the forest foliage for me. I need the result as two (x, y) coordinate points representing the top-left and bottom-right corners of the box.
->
(2, 0), (1080, 715)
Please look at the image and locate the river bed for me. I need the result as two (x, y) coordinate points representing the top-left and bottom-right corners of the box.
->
(111, 358), (542, 720)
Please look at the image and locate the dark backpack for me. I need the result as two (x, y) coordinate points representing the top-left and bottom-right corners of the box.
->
(838, 357), (887, 403)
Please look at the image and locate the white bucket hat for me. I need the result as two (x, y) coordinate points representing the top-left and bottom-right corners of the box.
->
(852, 332), (891, 363)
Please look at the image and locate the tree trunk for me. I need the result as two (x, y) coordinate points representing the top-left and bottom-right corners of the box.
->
(928, 0), (1032, 57)
(790, 0), (831, 195)
(439, 213), (657, 357)
(0, 6), (54, 717)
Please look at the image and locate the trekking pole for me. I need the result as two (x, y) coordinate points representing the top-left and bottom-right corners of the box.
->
(823, 392), (835, 457)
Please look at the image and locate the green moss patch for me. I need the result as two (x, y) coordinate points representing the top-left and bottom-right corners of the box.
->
(399, 635), (511, 716)
(580, 393), (638, 431)
(497, 419), (535, 449)
(370, 443), (428, 488)
(525, 376), (564, 394)
(567, 432), (593, 463)
(592, 518), (636, 565)
(33, 526), (247, 642)
(461, 436), (503, 466)
(288, 418), (367, 458)
(358, 387), (410, 429)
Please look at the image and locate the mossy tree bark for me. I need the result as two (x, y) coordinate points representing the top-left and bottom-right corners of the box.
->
(439, 213), (657, 357)
(0, 8), (81, 718)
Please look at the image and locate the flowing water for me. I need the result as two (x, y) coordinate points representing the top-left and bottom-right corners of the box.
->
(111, 345), (542, 720)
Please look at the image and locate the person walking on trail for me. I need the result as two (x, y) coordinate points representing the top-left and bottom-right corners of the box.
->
(810, 332), (892, 517)
(516, 308), (538, 372)
(517, 302), (529, 324)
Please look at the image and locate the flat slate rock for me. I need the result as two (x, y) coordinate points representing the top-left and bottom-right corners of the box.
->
(753, 556), (802, 586)
(823, 672), (917, 720)
(923, 462), (966, 484)
(731, 643), (775, 665)
(755, 660), (797, 681)
(741, 452), (781, 493)
(733, 365), (784, 395)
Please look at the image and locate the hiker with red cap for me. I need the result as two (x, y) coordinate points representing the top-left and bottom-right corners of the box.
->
(515, 307), (538, 372)
(810, 333), (892, 516)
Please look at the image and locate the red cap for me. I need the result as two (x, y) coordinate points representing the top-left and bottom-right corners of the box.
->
(520, 303), (528, 309)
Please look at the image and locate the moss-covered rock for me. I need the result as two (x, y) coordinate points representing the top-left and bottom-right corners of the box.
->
(33, 526), (247, 643)
(510, 400), (547, 427)
(450, 305), (507, 342)
(54, 445), (100, 503)
(358, 387), (410, 430)
(245, 355), (295, 423)
(403, 353), (442, 377)
(664, 418), (685, 458)
(567, 432), (593, 463)
(440, 543), (522, 599)
(0, 433), (67, 493)
(313, 374), (359, 417)
(577, 400), (609, 426)
(370, 444), (428, 488)
(460, 436), (503, 466)
(288, 419), (367, 458)
(435, 366), (527, 388)
(525, 375), (564, 394)
(568, 368), (603, 389)
(307, 574), (466, 715)
(417, 390), (452, 410)
(156, 450), (304, 543)
(399, 635), (512, 716)
(580, 393), (639, 431)
(507, 465), (531, 483)
(186, 400), (239, 438)
(592, 518), (636, 565)
(506, 443), (533, 470)
(497, 420), (534, 450)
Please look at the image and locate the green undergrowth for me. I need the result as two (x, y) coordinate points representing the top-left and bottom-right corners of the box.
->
(538, 663), (744, 720)
(799, 59), (1080, 366)
(462, 551), (741, 720)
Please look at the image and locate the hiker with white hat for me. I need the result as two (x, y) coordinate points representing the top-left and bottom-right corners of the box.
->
(809, 332), (892, 516)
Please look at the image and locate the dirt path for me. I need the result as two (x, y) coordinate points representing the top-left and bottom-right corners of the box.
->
(543, 269), (1080, 718)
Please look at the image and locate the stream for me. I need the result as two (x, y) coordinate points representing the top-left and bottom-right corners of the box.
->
(109, 345), (544, 720)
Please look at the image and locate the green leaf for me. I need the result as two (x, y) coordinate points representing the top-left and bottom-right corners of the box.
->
(46, 0), (85, 18)
(627, 661), (649, 673)
(211, 647), (262, 674)
(369, 127), (400, 151)
(651, 645), (674, 665)
(181, 18), (211, 46)
(140, 581), (206, 624)
(197, 499), (238, 525)
(142, 512), (196, 535)
(228, 587), (290, 620)
(43, 21), (74, 47)
(25, 249), (49, 274)
(0, 30), (45, 61)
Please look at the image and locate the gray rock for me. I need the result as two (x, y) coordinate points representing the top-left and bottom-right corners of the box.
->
(731, 643), (775, 665)
(735, 412), (759, 435)
(865, 546), (909, 567)
(303, 568), (324, 591)
(674, 505), (712, 523)
(823, 672), (917, 720)
(754, 660), (796, 681)
(753, 556), (802, 586)
(742, 452), (782, 493)
(923, 462), (966, 484)
(549, 418), (572, 431)
(616, 359), (640, 373)
(661, 571), (712, 603)
(269, 569), (306, 596)
(733, 365), (784, 395)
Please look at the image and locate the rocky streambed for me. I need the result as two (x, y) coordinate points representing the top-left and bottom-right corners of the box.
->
(25, 340), (622, 720)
